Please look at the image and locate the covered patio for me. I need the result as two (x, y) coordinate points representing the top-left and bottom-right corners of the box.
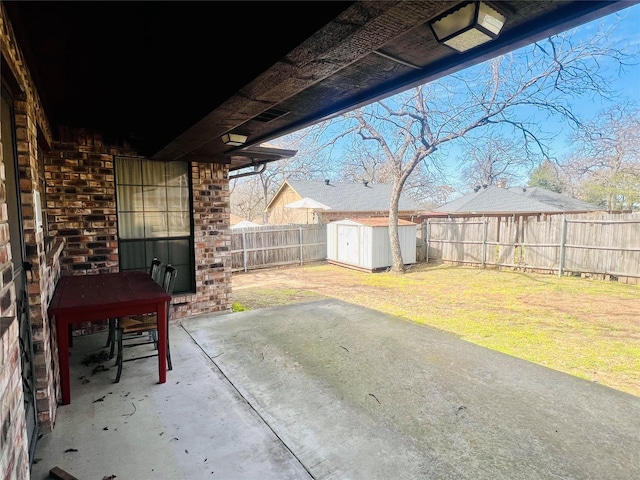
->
(1, 2), (638, 478)
(32, 300), (640, 479)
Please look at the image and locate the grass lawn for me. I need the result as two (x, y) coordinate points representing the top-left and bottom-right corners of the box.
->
(232, 262), (640, 397)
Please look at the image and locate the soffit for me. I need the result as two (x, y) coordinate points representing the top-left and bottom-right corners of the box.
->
(3, 1), (635, 171)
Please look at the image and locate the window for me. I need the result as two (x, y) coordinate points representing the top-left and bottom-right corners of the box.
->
(115, 157), (193, 293)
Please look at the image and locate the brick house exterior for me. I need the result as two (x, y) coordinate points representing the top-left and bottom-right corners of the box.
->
(0, 5), (232, 478)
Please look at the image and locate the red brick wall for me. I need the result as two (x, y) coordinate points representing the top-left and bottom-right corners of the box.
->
(173, 162), (232, 318)
(44, 131), (120, 276)
(37, 137), (234, 436)
(44, 141), (233, 320)
(13, 99), (66, 436)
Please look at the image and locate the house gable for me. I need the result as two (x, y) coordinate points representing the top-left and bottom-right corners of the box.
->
(265, 182), (307, 224)
(266, 179), (423, 224)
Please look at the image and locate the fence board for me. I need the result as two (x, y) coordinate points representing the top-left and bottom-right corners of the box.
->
(230, 224), (327, 272)
(424, 212), (640, 280)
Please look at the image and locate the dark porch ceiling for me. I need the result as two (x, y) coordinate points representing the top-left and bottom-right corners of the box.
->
(3, 1), (636, 171)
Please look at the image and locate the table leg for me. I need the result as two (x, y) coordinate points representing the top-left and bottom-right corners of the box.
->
(157, 301), (167, 384)
(58, 318), (71, 405)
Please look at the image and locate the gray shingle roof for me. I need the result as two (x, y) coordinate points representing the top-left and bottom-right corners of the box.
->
(286, 180), (422, 212)
(436, 186), (602, 214)
(507, 187), (603, 212)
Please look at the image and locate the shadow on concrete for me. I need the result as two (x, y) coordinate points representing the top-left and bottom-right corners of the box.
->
(33, 299), (640, 479)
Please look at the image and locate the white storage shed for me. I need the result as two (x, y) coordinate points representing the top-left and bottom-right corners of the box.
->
(327, 217), (417, 271)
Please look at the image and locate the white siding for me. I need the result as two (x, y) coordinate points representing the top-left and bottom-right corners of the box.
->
(398, 224), (417, 264)
(327, 219), (416, 270)
(370, 225), (388, 269)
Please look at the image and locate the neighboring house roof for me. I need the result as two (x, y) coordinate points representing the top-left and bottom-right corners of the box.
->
(272, 180), (422, 212)
(508, 186), (603, 212)
(436, 185), (602, 214)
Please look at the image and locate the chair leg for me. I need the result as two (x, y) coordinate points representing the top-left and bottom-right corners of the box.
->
(166, 324), (172, 371)
(104, 319), (111, 347)
(115, 328), (124, 383)
(108, 318), (116, 358)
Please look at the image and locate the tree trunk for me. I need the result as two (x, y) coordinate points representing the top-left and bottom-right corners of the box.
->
(389, 183), (405, 273)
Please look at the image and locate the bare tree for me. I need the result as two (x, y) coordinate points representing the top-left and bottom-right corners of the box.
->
(339, 147), (392, 184)
(457, 134), (537, 189)
(428, 184), (458, 208)
(561, 102), (640, 211)
(230, 176), (265, 222)
(338, 135), (450, 208)
(311, 21), (632, 272)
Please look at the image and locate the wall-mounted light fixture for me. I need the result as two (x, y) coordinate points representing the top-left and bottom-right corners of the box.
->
(429, 1), (506, 53)
(221, 132), (248, 146)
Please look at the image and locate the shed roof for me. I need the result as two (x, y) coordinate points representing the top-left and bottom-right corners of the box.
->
(331, 218), (416, 227)
(356, 218), (416, 227)
(280, 180), (422, 212)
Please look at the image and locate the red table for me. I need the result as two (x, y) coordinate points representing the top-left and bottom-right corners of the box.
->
(48, 271), (171, 405)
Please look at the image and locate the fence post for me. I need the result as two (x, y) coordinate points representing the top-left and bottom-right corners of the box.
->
(558, 214), (566, 278)
(425, 220), (430, 263)
(482, 216), (488, 268)
(242, 231), (248, 272)
(299, 226), (303, 265)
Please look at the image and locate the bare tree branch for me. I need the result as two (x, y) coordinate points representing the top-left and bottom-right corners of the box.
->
(303, 20), (632, 271)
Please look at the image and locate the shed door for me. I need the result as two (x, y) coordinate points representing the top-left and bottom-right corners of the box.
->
(337, 225), (360, 265)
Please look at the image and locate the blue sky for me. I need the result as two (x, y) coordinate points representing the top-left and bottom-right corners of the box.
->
(598, 2), (640, 99)
(546, 3), (640, 147)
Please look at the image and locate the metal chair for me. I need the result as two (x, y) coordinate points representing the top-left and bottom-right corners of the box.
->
(114, 265), (177, 383)
(106, 257), (163, 358)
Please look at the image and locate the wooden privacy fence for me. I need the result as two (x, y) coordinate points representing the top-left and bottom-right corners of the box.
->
(230, 224), (327, 272)
(421, 212), (640, 281)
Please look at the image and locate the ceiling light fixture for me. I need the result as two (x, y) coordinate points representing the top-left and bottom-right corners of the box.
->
(221, 132), (248, 146)
(429, 1), (506, 53)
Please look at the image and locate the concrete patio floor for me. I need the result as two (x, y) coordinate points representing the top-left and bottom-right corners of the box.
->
(32, 299), (640, 480)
